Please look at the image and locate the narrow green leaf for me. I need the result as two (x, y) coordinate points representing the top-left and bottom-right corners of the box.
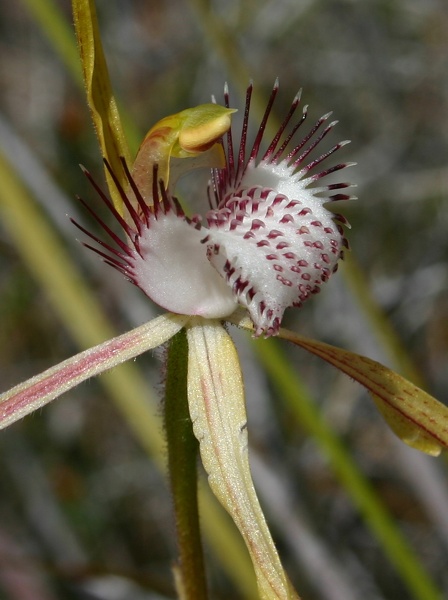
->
(72, 0), (131, 211)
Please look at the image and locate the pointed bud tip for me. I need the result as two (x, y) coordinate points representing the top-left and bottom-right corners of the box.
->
(179, 105), (236, 153)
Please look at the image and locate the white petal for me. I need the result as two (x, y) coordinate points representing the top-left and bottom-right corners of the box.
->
(132, 212), (238, 318)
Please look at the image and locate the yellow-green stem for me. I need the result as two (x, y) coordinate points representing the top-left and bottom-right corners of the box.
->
(165, 329), (208, 600)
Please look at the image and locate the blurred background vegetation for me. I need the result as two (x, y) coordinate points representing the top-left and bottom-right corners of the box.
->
(0, 0), (447, 599)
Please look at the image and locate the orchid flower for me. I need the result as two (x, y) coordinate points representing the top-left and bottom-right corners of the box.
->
(2, 2), (448, 598)
(76, 82), (350, 339)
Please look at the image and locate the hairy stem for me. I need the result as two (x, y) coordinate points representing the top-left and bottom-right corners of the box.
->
(165, 329), (208, 600)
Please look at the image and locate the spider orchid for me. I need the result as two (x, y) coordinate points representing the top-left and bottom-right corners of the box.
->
(2, 81), (448, 600)
(74, 82), (352, 338)
(1, 2), (448, 597)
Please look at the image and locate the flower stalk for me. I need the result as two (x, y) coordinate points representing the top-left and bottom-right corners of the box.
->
(165, 329), (208, 599)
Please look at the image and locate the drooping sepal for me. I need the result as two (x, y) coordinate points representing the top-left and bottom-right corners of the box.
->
(186, 318), (300, 598)
(231, 313), (448, 457)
